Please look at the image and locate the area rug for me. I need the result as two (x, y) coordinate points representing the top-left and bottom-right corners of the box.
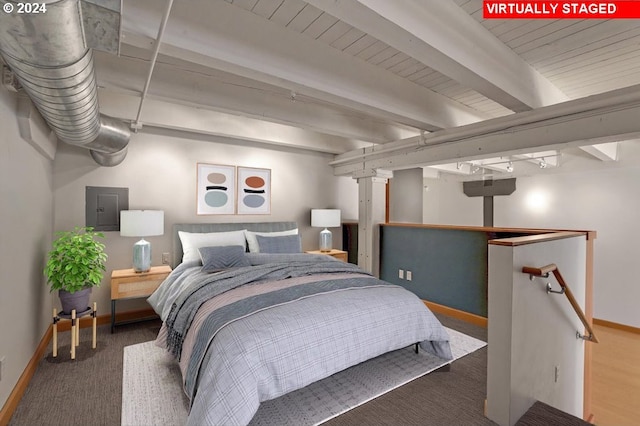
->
(121, 327), (486, 426)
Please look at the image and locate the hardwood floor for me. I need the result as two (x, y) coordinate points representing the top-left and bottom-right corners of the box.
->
(591, 324), (640, 425)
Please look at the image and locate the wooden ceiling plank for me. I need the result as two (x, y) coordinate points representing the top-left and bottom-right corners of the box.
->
(331, 27), (367, 51)
(542, 42), (640, 78)
(405, 67), (437, 83)
(251, 0), (285, 19)
(231, 0), (259, 11)
(285, 3), (323, 32)
(354, 39), (389, 61)
(378, 52), (412, 71)
(509, 20), (593, 52)
(269, 0), (306, 26)
(522, 21), (640, 65)
(303, 12), (339, 39)
(340, 33), (376, 55)
(317, 20), (352, 45)
(306, 0), (567, 111)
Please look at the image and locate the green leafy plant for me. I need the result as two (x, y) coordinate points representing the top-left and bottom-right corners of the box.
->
(44, 227), (108, 293)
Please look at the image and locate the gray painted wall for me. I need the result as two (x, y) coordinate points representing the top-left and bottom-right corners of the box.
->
(52, 129), (358, 316)
(423, 176), (483, 226)
(0, 90), (54, 408)
(389, 168), (423, 223)
(494, 159), (640, 328)
(421, 143), (640, 328)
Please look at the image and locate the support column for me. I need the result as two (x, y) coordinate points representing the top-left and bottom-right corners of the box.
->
(356, 170), (391, 276)
(483, 196), (494, 227)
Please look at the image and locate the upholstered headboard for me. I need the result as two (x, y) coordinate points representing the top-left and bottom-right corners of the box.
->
(171, 222), (298, 268)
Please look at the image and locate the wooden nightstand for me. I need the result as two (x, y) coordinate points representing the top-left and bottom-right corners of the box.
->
(305, 249), (348, 262)
(110, 265), (172, 333)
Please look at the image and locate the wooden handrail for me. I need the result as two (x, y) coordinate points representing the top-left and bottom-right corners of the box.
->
(522, 264), (599, 343)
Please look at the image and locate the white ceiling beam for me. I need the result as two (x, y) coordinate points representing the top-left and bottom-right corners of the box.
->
(512, 152), (560, 168)
(306, 0), (568, 112)
(475, 159), (511, 173)
(120, 0), (489, 131)
(333, 86), (640, 175)
(579, 142), (620, 161)
(98, 90), (368, 154)
(422, 167), (440, 179)
(428, 163), (474, 176)
(94, 51), (418, 144)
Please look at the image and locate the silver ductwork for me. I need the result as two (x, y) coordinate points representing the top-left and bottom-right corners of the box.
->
(0, 0), (129, 166)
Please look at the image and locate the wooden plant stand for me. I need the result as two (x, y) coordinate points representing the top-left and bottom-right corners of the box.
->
(52, 302), (97, 360)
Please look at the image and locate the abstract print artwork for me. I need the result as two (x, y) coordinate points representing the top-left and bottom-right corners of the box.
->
(237, 167), (271, 215)
(196, 163), (236, 215)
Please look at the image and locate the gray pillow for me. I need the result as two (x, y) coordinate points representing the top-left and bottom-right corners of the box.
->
(198, 245), (251, 272)
(256, 234), (302, 254)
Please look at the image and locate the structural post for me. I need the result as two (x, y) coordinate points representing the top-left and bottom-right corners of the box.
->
(356, 170), (391, 276)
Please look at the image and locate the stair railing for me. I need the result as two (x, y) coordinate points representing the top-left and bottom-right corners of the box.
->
(522, 263), (599, 343)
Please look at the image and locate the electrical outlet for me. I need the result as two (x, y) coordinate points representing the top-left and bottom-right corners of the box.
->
(406, 271), (412, 281)
(398, 269), (404, 279)
(162, 252), (170, 265)
(0, 356), (5, 382)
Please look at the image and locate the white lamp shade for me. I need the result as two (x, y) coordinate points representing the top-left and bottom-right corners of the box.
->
(120, 210), (164, 237)
(311, 209), (341, 228)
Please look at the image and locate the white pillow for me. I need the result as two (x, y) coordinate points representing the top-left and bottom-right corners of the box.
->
(244, 228), (298, 253)
(178, 230), (247, 263)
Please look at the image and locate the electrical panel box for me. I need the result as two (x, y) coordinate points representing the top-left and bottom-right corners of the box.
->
(85, 186), (128, 231)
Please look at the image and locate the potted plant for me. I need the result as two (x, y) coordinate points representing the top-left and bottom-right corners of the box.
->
(44, 227), (108, 314)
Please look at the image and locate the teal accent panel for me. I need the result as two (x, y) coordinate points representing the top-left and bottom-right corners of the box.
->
(380, 226), (489, 317)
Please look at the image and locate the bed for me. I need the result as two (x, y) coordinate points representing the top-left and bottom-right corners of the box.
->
(148, 222), (452, 426)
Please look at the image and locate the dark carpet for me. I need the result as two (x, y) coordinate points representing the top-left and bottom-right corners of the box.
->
(8, 314), (587, 425)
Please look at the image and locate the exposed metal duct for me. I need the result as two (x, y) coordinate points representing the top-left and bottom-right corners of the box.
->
(0, 0), (129, 166)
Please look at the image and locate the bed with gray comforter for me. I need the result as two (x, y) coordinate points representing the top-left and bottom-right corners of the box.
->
(149, 251), (452, 425)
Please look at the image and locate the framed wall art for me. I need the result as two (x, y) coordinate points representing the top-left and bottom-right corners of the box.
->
(196, 163), (236, 215)
(237, 166), (271, 215)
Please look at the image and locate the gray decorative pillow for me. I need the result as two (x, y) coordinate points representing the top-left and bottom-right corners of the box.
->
(256, 234), (302, 254)
(198, 245), (251, 272)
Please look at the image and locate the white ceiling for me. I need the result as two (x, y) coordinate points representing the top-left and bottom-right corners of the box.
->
(93, 0), (640, 179)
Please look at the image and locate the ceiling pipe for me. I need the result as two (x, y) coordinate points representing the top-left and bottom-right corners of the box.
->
(133, 0), (174, 131)
(0, 0), (130, 166)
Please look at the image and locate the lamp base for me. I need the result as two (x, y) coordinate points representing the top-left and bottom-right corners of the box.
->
(319, 228), (333, 252)
(132, 239), (151, 273)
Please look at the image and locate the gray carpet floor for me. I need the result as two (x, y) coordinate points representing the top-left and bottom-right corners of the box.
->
(8, 313), (589, 425)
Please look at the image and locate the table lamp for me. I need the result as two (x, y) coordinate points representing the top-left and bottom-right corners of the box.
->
(120, 210), (164, 272)
(311, 209), (341, 252)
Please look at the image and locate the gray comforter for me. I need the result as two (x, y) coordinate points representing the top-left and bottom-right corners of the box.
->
(149, 254), (452, 426)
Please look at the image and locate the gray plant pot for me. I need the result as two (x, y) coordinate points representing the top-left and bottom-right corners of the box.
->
(59, 287), (91, 314)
